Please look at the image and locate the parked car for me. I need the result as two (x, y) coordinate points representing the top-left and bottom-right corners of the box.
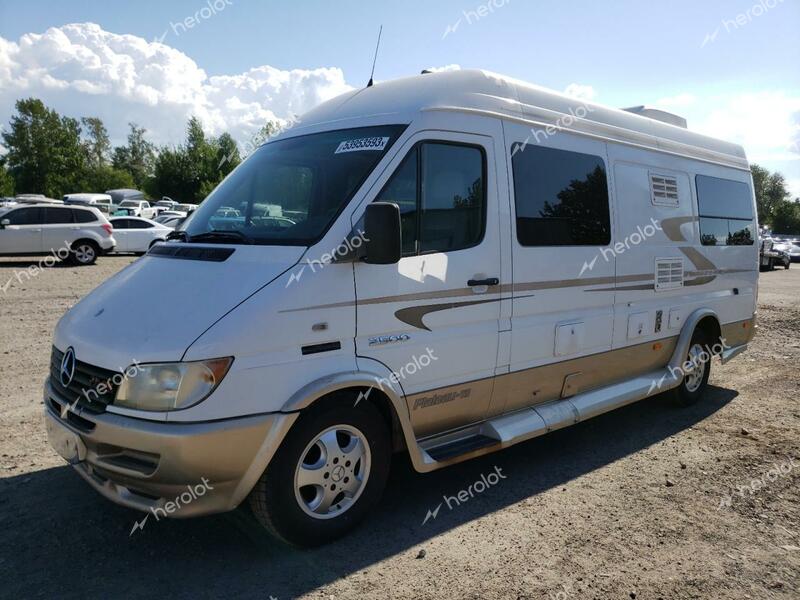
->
(760, 238), (785, 271)
(117, 199), (156, 219)
(171, 203), (199, 214)
(15, 194), (63, 205)
(44, 69), (757, 546)
(0, 204), (115, 264)
(106, 188), (145, 204)
(63, 193), (114, 213)
(108, 217), (171, 254)
(154, 215), (186, 229)
(772, 239), (800, 262)
(771, 242), (793, 268)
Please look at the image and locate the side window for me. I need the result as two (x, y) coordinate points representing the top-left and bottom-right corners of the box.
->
(73, 209), (98, 223)
(696, 175), (754, 246)
(6, 207), (43, 225)
(374, 141), (486, 255)
(44, 207), (75, 224)
(375, 148), (418, 255)
(511, 144), (611, 246)
(110, 219), (128, 229)
(132, 220), (154, 229)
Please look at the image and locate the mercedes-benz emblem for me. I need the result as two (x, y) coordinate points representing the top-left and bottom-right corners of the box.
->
(60, 347), (76, 388)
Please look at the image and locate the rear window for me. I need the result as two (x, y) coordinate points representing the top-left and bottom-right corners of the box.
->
(73, 209), (98, 223)
(44, 207), (75, 224)
(696, 175), (754, 246)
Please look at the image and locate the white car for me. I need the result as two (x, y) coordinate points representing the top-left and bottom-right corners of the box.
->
(0, 204), (115, 264)
(63, 193), (114, 211)
(154, 215), (186, 229)
(108, 217), (171, 253)
(117, 200), (156, 219)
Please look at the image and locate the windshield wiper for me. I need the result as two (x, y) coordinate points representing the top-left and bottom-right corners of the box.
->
(187, 230), (254, 245)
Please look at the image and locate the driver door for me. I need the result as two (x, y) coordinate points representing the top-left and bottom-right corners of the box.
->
(0, 207), (44, 254)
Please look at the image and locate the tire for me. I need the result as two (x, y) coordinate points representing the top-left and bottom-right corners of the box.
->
(672, 329), (713, 406)
(249, 395), (391, 547)
(784, 260), (790, 270)
(70, 240), (99, 265)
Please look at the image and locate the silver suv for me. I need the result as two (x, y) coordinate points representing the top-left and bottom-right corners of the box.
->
(0, 204), (116, 265)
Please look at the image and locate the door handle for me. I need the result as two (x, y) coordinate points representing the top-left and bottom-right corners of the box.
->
(468, 277), (499, 287)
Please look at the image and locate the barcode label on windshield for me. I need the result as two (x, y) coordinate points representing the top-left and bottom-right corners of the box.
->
(335, 137), (390, 154)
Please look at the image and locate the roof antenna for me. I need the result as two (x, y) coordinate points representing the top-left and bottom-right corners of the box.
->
(367, 25), (383, 87)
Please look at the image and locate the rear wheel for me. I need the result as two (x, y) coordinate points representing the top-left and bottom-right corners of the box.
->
(672, 329), (712, 406)
(249, 396), (391, 547)
(70, 240), (99, 265)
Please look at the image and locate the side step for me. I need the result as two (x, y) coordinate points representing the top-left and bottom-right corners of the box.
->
(425, 434), (499, 462)
(417, 366), (682, 470)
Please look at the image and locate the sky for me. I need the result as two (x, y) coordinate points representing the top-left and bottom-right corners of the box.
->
(0, 0), (798, 196)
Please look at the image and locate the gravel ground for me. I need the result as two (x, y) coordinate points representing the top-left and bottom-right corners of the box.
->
(0, 255), (798, 599)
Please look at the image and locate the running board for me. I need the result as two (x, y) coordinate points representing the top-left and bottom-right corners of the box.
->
(417, 367), (681, 470)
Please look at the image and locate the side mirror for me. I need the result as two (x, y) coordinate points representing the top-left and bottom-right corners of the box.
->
(363, 202), (401, 265)
(0, 219), (9, 229)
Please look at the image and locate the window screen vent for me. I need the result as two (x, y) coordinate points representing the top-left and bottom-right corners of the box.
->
(650, 173), (679, 206)
(655, 258), (684, 291)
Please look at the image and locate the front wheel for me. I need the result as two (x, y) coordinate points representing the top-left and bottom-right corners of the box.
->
(249, 397), (391, 547)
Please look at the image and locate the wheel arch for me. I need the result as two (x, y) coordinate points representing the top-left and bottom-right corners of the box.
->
(669, 308), (722, 371)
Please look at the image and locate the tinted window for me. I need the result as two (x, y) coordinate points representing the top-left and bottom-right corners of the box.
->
(696, 175), (754, 246)
(6, 207), (43, 225)
(374, 142), (486, 255)
(110, 219), (128, 229)
(696, 175), (753, 219)
(512, 144), (610, 246)
(130, 220), (154, 229)
(73, 209), (98, 223)
(44, 207), (75, 224)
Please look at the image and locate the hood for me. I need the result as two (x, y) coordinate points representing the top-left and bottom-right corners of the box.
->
(54, 244), (304, 369)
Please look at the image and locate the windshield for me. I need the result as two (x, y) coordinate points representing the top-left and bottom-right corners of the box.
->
(182, 124), (406, 245)
(120, 201), (139, 207)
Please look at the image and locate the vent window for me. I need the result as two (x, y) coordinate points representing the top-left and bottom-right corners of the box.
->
(650, 173), (679, 207)
(655, 258), (684, 291)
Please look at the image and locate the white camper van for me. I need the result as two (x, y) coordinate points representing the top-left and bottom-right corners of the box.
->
(45, 70), (757, 546)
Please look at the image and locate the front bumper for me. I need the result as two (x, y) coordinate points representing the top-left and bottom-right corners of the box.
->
(43, 379), (297, 517)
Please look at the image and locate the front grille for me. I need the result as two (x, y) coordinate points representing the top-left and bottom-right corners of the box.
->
(50, 346), (121, 414)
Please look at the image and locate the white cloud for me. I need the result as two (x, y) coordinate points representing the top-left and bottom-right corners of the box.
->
(0, 23), (353, 149)
(563, 83), (597, 101)
(691, 91), (800, 163)
(423, 64), (462, 73)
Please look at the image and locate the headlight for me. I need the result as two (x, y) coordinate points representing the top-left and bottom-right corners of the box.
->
(115, 358), (233, 412)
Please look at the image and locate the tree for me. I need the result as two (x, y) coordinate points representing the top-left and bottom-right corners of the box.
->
(149, 117), (243, 203)
(771, 199), (800, 234)
(0, 163), (14, 196)
(112, 123), (156, 189)
(751, 163), (789, 225)
(1, 98), (87, 197)
(81, 117), (111, 168)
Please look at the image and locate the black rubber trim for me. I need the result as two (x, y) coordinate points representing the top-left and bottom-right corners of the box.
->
(147, 245), (235, 262)
(301, 341), (342, 356)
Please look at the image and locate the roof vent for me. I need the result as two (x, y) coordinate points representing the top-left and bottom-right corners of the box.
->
(622, 106), (687, 129)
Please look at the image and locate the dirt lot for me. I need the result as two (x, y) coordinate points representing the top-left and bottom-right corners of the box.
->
(0, 255), (798, 599)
